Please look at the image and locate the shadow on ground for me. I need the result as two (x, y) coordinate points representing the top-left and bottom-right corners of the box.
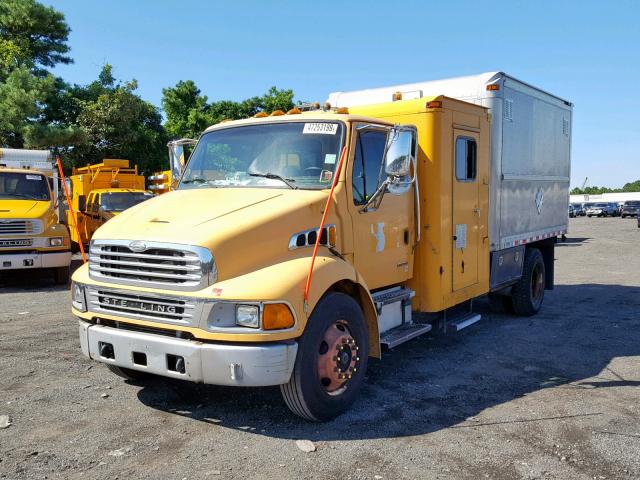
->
(0, 257), (83, 292)
(556, 236), (591, 247)
(135, 283), (640, 441)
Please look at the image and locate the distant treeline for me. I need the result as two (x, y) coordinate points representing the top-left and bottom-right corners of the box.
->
(571, 180), (640, 195)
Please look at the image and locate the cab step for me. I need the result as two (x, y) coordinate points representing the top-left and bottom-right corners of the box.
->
(372, 286), (414, 311)
(447, 313), (482, 332)
(381, 323), (432, 349)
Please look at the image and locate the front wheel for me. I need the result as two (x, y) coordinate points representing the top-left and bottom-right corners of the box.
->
(280, 292), (369, 422)
(511, 248), (545, 316)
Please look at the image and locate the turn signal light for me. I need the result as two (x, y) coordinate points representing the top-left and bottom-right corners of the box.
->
(392, 91), (402, 101)
(263, 303), (295, 330)
(336, 107), (349, 114)
(486, 84), (500, 91)
(426, 100), (442, 109)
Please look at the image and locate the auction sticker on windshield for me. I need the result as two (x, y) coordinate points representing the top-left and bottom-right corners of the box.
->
(303, 123), (338, 134)
(26, 175), (43, 180)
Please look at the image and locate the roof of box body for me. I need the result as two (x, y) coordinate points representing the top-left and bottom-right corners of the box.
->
(327, 71), (572, 108)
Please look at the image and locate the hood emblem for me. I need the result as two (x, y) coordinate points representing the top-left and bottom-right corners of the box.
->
(129, 240), (147, 252)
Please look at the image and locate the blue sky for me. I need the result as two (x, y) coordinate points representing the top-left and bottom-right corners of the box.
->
(49, 0), (639, 189)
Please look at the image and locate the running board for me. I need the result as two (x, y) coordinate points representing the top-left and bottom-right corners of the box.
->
(381, 323), (433, 349)
(448, 313), (482, 332)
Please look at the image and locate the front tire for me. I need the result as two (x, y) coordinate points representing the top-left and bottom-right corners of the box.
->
(280, 292), (369, 422)
(511, 248), (545, 316)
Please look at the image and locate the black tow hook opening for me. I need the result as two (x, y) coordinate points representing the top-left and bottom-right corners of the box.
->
(99, 342), (115, 359)
(167, 354), (186, 374)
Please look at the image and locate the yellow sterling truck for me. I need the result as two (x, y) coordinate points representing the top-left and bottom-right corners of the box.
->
(66, 159), (152, 247)
(0, 148), (71, 284)
(71, 72), (572, 421)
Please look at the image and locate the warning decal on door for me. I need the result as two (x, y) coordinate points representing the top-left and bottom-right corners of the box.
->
(455, 224), (467, 249)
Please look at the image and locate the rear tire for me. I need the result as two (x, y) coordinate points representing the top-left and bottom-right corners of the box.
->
(53, 266), (70, 285)
(511, 248), (545, 317)
(107, 365), (151, 381)
(280, 292), (369, 422)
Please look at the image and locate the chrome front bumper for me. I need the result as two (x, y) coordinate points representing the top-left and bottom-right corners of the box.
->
(78, 320), (298, 386)
(0, 251), (71, 271)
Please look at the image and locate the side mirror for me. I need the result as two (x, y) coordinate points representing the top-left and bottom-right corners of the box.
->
(78, 195), (86, 212)
(384, 127), (416, 195)
(384, 128), (414, 177)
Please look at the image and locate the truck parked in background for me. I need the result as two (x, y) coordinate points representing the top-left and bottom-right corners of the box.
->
(0, 148), (71, 284)
(66, 159), (152, 247)
(71, 72), (572, 421)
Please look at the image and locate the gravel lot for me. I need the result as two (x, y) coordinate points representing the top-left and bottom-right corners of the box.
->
(1, 217), (639, 480)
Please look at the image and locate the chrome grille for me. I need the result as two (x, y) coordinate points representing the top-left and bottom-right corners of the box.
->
(86, 287), (199, 325)
(89, 240), (215, 291)
(0, 219), (43, 236)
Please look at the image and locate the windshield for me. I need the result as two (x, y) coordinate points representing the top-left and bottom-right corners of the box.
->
(625, 201), (640, 206)
(100, 192), (153, 212)
(0, 172), (50, 201)
(593, 203), (608, 208)
(179, 121), (345, 190)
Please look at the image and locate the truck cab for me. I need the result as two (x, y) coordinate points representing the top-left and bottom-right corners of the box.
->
(0, 155), (71, 283)
(72, 84), (570, 421)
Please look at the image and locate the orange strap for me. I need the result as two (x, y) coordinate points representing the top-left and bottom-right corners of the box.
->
(303, 146), (347, 307)
(56, 156), (87, 263)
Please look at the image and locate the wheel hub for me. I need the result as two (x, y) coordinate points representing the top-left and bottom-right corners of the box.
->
(317, 321), (360, 393)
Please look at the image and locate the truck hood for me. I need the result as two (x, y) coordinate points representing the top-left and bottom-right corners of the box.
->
(0, 199), (50, 218)
(93, 187), (331, 281)
(99, 188), (292, 232)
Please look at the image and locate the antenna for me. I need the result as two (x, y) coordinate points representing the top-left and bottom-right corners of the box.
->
(581, 177), (589, 190)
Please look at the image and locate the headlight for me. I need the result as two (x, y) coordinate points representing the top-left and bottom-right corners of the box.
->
(235, 304), (260, 328)
(49, 237), (64, 247)
(71, 282), (87, 312)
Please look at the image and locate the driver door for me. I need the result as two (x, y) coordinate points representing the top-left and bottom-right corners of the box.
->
(347, 124), (415, 289)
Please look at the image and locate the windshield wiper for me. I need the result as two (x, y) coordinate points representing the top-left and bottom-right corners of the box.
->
(248, 172), (297, 189)
(7, 193), (41, 201)
(181, 177), (207, 185)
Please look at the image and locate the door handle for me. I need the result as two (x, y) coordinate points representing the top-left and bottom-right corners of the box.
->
(473, 208), (481, 216)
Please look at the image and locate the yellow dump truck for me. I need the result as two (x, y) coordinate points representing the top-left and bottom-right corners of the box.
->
(66, 159), (152, 246)
(71, 73), (572, 421)
(0, 148), (71, 284)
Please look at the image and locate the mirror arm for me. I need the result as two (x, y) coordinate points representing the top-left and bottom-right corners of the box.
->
(359, 178), (390, 213)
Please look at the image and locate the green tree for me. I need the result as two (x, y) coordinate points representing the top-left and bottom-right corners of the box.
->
(0, 0), (71, 147)
(0, 0), (72, 74)
(621, 180), (640, 192)
(73, 76), (166, 174)
(0, 65), (54, 146)
(161, 82), (296, 139)
(162, 80), (213, 139)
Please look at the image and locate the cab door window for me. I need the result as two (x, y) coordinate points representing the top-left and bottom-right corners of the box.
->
(352, 129), (387, 205)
